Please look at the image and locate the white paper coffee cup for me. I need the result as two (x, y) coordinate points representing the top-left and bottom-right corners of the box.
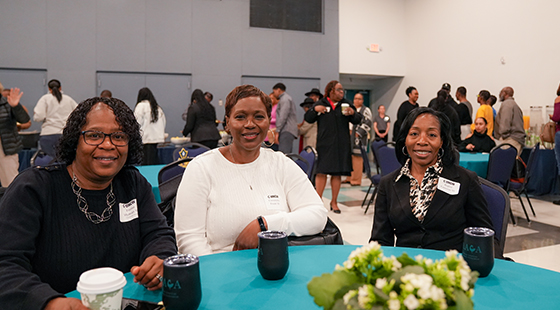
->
(341, 103), (350, 115)
(76, 267), (127, 310)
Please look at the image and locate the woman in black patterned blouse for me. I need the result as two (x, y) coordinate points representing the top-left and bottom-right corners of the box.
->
(370, 107), (496, 253)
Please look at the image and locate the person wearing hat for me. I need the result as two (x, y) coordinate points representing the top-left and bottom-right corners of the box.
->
(305, 88), (323, 103)
(298, 98), (317, 149)
(428, 83), (458, 108)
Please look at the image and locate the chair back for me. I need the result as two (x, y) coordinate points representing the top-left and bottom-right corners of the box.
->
(376, 143), (401, 176)
(523, 142), (540, 186)
(286, 153), (312, 180)
(172, 142), (211, 161)
(158, 157), (193, 184)
(299, 146), (318, 182)
(360, 146), (372, 179)
(486, 143), (517, 188)
(371, 140), (386, 173)
(30, 149), (56, 167)
(479, 177), (510, 257)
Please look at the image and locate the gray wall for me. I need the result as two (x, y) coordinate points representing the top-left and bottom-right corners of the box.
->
(0, 0), (339, 138)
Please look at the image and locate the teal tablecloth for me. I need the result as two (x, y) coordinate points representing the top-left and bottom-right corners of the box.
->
(459, 152), (489, 178)
(136, 164), (166, 203)
(67, 245), (560, 309)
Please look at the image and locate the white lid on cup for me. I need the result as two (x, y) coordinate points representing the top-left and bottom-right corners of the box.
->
(76, 267), (127, 295)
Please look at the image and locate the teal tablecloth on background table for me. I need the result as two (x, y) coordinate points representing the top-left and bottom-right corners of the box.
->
(136, 164), (166, 203)
(67, 245), (560, 309)
(459, 152), (489, 178)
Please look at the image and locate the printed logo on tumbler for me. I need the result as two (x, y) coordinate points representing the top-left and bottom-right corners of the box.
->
(163, 279), (182, 290)
(463, 243), (483, 255)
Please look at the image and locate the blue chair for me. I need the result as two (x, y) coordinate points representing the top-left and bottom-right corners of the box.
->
(508, 143), (539, 224)
(158, 157), (193, 184)
(157, 157), (193, 227)
(362, 142), (402, 214)
(30, 149), (56, 167)
(371, 139), (386, 174)
(486, 143), (518, 225)
(299, 146), (318, 185)
(172, 142), (211, 161)
(479, 177), (510, 258)
(360, 145), (380, 212)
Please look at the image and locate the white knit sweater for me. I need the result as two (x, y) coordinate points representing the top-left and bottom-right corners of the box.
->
(175, 148), (328, 256)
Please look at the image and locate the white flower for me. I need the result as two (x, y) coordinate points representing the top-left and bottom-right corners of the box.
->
(375, 278), (388, 289)
(424, 258), (433, 266)
(388, 298), (401, 310)
(445, 250), (459, 258)
(415, 254), (423, 262)
(343, 290), (357, 304)
(403, 294), (420, 310)
(357, 285), (372, 308)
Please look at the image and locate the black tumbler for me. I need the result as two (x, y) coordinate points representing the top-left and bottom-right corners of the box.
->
(162, 254), (202, 310)
(257, 231), (289, 280)
(462, 227), (495, 277)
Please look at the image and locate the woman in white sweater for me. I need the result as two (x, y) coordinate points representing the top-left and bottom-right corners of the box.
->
(175, 85), (327, 256)
(134, 87), (166, 165)
(33, 79), (78, 157)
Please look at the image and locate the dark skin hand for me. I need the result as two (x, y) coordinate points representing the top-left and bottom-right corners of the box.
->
(44, 297), (89, 310)
(130, 255), (164, 291)
(233, 218), (268, 251)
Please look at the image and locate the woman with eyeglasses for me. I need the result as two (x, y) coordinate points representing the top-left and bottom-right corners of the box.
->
(0, 97), (177, 309)
(304, 80), (362, 213)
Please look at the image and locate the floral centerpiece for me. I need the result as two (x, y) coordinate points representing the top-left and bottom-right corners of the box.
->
(307, 242), (478, 310)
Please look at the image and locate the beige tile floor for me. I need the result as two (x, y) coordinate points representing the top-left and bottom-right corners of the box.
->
(320, 176), (560, 273)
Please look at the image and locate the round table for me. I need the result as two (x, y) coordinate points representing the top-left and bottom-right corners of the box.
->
(67, 245), (560, 309)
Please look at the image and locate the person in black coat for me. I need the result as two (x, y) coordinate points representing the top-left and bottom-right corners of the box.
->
(370, 107), (497, 254)
(182, 89), (221, 149)
(393, 86), (419, 142)
(431, 89), (462, 145)
(305, 80), (362, 213)
(458, 117), (496, 153)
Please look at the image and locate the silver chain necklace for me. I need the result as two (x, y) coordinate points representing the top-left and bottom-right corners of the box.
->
(71, 172), (116, 224)
(229, 146), (254, 190)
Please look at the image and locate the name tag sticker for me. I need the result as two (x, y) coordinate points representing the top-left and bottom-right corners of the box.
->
(120, 199), (139, 222)
(265, 194), (282, 210)
(437, 177), (460, 195)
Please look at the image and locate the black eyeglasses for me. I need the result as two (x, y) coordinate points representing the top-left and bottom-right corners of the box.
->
(80, 130), (129, 146)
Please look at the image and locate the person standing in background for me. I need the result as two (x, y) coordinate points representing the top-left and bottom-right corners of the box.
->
(182, 89), (221, 149)
(305, 80), (362, 213)
(393, 86), (419, 142)
(373, 104), (390, 142)
(273, 83), (298, 153)
(548, 83), (560, 205)
(33, 79), (77, 157)
(305, 88), (323, 103)
(0, 83), (29, 187)
(2, 88), (31, 131)
(455, 86), (473, 139)
(134, 87), (166, 165)
(471, 90), (494, 136)
(298, 98), (317, 149)
(495, 86), (526, 154)
(264, 92), (279, 151)
(431, 89), (462, 146)
(343, 93), (372, 186)
(100, 90), (112, 98)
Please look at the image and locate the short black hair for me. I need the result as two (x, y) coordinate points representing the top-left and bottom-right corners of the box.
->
(273, 83), (286, 91)
(395, 107), (457, 167)
(57, 97), (143, 166)
(488, 95), (497, 106)
(478, 90), (491, 102)
(406, 86), (417, 97)
(457, 86), (467, 97)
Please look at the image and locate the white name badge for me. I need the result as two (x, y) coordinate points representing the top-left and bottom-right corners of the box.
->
(265, 194), (282, 210)
(119, 199), (139, 222)
(437, 177), (460, 195)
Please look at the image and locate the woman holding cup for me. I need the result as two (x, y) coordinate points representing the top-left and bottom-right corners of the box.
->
(369, 107), (497, 254)
(0, 97), (177, 309)
(304, 80), (362, 213)
(174, 85), (327, 256)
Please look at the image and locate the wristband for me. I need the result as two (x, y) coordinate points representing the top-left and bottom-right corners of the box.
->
(257, 216), (267, 231)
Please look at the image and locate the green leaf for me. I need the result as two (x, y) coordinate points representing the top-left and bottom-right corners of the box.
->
(397, 253), (418, 267)
(468, 271), (479, 287)
(334, 283), (363, 301)
(371, 286), (389, 302)
(454, 289), (474, 310)
(308, 270), (361, 310)
(332, 298), (348, 310)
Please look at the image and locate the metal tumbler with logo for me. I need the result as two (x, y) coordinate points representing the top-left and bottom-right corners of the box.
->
(163, 254), (202, 310)
(462, 227), (495, 277)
